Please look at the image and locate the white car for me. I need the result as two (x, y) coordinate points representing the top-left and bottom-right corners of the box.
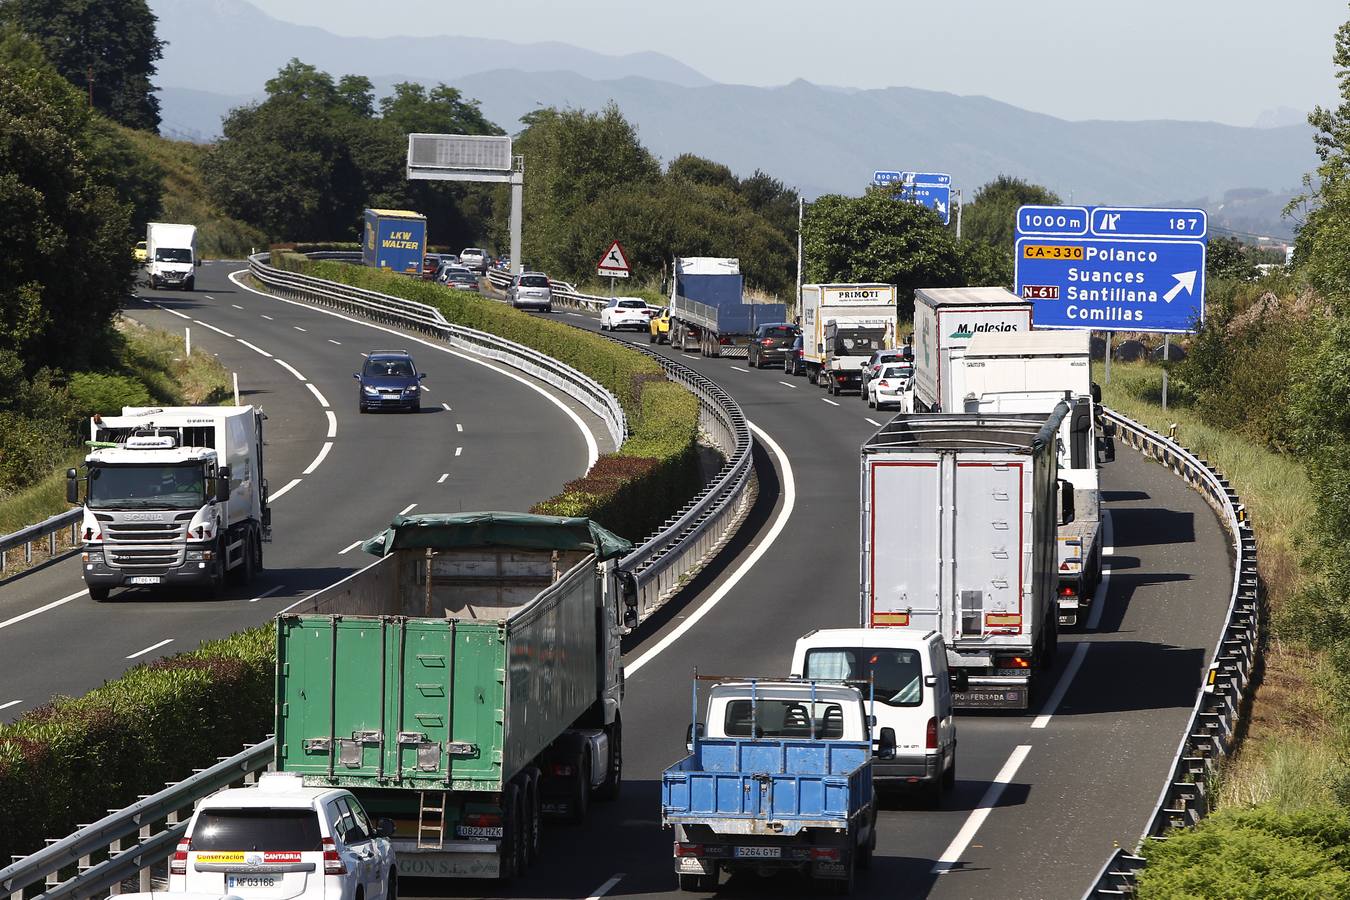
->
(458, 247), (489, 274)
(169, 772), (396, 900)
(600, 297), (652, 332)
(867, 363), (913, 411)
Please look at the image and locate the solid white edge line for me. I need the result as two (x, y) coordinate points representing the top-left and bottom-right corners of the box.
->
(585, 874), (624, 899)
(1031, 641), (1091, 729)
(398, 502), (418, 516)
(822, 397), (840, 406)
(325, 410), (338, 438)
(248, 585), (284, 603)
(0, 700), (21, 711)
(275, 358), (306, 381)
(437, 473), (449, 484)
(1086, 511), (1115, 630)
(627, 421), (794, 677)
(237, 339), (272, 358)
(306, 382), (331, 408)
(303, 441), (333, 476)
(931, 744), (1033, 874)
(338, 540), (362, 555)
(193, 319), (234, 338)
(228, 270), (600, 469)
(126, 638), (174, 659)
(0, 588), (87, 631)
(270, 477), (303, 501)
(778, 380), (798, 389)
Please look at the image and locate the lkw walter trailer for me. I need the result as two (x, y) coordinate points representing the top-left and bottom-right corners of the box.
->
(860, 407), (1071, 709)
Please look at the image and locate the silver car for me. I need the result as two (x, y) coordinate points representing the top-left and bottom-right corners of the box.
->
(508, 272), (553, 312)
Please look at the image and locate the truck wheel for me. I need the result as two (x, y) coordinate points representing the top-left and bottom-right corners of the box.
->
(502, 783), (525, 878)
(595, 716), (622, 801)
(522, 768), (542, 865)
(88, 586), (110, 603)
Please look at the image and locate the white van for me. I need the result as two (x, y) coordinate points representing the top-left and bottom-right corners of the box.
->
(790, 628), (958, 804)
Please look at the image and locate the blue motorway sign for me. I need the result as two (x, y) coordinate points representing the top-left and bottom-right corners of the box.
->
(872, 171), (952, 224)
(1015, 205), (1208, 334)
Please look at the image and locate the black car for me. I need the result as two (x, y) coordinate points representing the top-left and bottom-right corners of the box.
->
(784, 334), (805, 376)
(355, 350), (425, 413)
(748, 323), (800, 369)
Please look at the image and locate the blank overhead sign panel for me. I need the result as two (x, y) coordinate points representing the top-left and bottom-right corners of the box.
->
(1014, 205), (1208, 334)
(407, 134), (516, 182)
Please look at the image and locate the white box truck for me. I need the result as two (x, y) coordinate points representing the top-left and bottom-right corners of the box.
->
(799, 283), (898, 394)
(67, 405), (270, 601)
(912, 287), (1032, 412)
(951, 330), (1111, 625)
(859, 406), (1071, 709)
(146, 222), (199, 291)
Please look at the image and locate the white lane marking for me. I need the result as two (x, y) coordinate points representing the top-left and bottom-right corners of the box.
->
(1087, 512), (1115, 630)
(306, 383), (330, 408)
(338, 540), (362, 555)
(398, 503), (418, 515)
(441, 402), (451, 411)
(232, 304), (244, 310)
(193, 319), (234, 338)
(628, 422), (794, 676)
(419, 384), (430, 392)
(931, 745), (1033, 875)
(275, 358), (306, 381)
(730, 366), (749, 373)
(204, 295), (215, 300)
(566, 312), (582, 318)
(237, 339), (272, 358)
(437, 473), (449, 484)
(0, 589), (87, 631)
(126, 638), (174, 659)
(778, 380), (798, 389)
(229, 270), (600, 468)
(260, 314), (273, 320)
(150, 303), (191, 320)
(325, 410), (338, 438)
(328, 339), (341, 345)
(0, 700), (21, 711)
(585, 874), (624, 899)
(822, 397), (840, 406)
(303, 441), (333, 475)
(456, 423), (464, 432)
(293, 325), (307, 332)
(360, 352), (369, 358)
(248, 586), (284, 603)
(865, 417), (882, 426)
(455, 447), (462, 457)
(269, 477), (302, 501)
(1031, 641), (1091, 729)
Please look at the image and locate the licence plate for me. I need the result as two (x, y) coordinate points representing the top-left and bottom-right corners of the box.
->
(127, 576), (161, 585)
(734, 846), (781, 859)
(227, 874), (278, 889)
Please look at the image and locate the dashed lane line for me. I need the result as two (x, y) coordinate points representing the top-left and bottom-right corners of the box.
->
(193, 319), (234, 338)
(456, 423), (464, 433)
(931, 745), (1033, 875)
(306, 383), (331, 408)
(455, 447), (462, 457)
(865, 417), (882, 427)
(237, 339), (272, 358)
(328, 339), (341, 345)
(0, 589), (87, 632)
(338, 541), (362, 555)
(437, 473), (449, 484)
(822, 397), (840, 406)
(260, 314), (274, 321)
(303, 442), (333, 476)
(248, 586), (284, 603)
(269, 477), (302, 501)
(325, 411), (338, 438)
(275, 358), (306, 381)
(126, 638), (174, 660)
(441, 402), (451, 411)
(232, 304), (244, 310)
(0, 700), (22, 711)
(1031, 641), (1090, 729)
(294, 326), (307, 332)
(778, 380), (798, 389)
(399, 502), (418, 516)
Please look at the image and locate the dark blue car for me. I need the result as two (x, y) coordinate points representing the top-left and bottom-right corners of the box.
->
(355, 350), (424, 413)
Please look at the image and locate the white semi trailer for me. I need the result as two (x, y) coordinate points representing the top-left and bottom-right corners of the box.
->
(912, 287), (1033, 413)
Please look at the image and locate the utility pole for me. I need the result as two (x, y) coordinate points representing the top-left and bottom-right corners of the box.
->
(954, 187), (963, 241)
(795, 195), (804, 319)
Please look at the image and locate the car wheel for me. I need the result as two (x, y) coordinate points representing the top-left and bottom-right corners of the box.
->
(386, 869), (397, 900)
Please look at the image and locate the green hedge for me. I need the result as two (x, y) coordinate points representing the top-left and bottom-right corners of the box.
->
(0, 627), (274, 862)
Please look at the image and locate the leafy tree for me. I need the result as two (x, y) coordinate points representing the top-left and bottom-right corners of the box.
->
(667, 154), (738, 192)
(961, 175), (1060, 252)
(1206, 235), (1259, 281)
(1292, 15), (1350, 304)
(0, 28), (136, 369)
(0, 0), (164, 130)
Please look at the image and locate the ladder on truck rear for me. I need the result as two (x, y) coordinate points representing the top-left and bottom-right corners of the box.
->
(416, 791), (447, 849)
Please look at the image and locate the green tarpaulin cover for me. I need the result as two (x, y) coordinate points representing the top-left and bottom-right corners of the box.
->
(361, 511), (632, 561)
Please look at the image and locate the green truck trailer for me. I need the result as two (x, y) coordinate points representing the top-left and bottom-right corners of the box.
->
(274, 512), (631, 879)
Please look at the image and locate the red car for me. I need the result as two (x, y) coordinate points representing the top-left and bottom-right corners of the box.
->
(420, 254), (441, 280)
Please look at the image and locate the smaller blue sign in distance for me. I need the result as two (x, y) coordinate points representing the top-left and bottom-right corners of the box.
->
(872, 171), (953, 224)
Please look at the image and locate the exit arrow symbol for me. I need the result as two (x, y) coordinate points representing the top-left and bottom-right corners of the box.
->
(1163, 271), (1197, 304)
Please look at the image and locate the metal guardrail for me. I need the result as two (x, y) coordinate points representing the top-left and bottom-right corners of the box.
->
(0, 739), (274, 900)
(1080, 408), (1260, 898)
(0, 509), (81, 576)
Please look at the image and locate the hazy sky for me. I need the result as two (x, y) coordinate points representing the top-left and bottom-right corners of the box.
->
(247, 0), (1344, 126)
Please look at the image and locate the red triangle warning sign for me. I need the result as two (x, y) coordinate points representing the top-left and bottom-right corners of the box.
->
(596, 240), (631, 277)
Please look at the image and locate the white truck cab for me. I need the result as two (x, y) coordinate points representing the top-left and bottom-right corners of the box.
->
(790, 628), (958, 803)
(696, 680), (873, 744)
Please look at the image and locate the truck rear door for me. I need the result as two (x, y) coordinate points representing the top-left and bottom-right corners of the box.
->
(950, 459), (1025, 640)
(865, 455), (942, 632)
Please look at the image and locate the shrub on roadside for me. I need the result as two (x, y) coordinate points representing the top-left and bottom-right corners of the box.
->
(67, 372), (153, 415)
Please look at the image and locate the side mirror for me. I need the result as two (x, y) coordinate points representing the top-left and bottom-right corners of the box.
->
(195, 258), (202, 267)
(1058, 479), (1075, 526)
(353, 373), (361, 380)
(418, 372), (427, 381)
(1103, 420), (1117, 438)
(66, 468), (79, 504)
(216, 467), (231, 503)
(686, 722), (704, 752)
(376, 817), (396, 839)
(950, 669), (970, 694)
(877, 726), (897, 760)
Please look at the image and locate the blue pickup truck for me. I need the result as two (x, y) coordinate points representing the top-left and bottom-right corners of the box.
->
(661, 678), (890, 894)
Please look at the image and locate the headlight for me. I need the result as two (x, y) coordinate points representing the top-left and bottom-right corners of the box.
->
(403, 387), (419, 395)
(363, 386), (379, 395)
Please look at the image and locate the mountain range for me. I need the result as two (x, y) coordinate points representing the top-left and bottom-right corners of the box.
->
(149, 0), (1314, 239)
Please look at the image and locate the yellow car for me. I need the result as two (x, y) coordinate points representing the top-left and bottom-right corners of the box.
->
(649, 306), (671, 344)
(133, 241), (147, 263)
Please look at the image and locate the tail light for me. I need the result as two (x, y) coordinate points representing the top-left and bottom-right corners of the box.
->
(1059, 585), (1077, 598)
(550, 762), (576, 777)
(996, 656), (1032, 669)
(322, 837), (346, 875)
(674, 843), (704, 857)
(170, 838), (190, 875)
(878, 380), (890, 388)
(926, 717), (938, 750)
(463, 812), (502, 827)
(761, 338), (774, 346)
(809, 847), (841, 861)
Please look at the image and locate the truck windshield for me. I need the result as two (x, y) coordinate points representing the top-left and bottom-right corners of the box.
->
(833, 329), (887, 355)
(87, 464), (205, 510)
(723, 699), (846, 739)
(804, 648), (923, 707)
(154, 248), (192, 263)
(192, 809), (323, 852)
